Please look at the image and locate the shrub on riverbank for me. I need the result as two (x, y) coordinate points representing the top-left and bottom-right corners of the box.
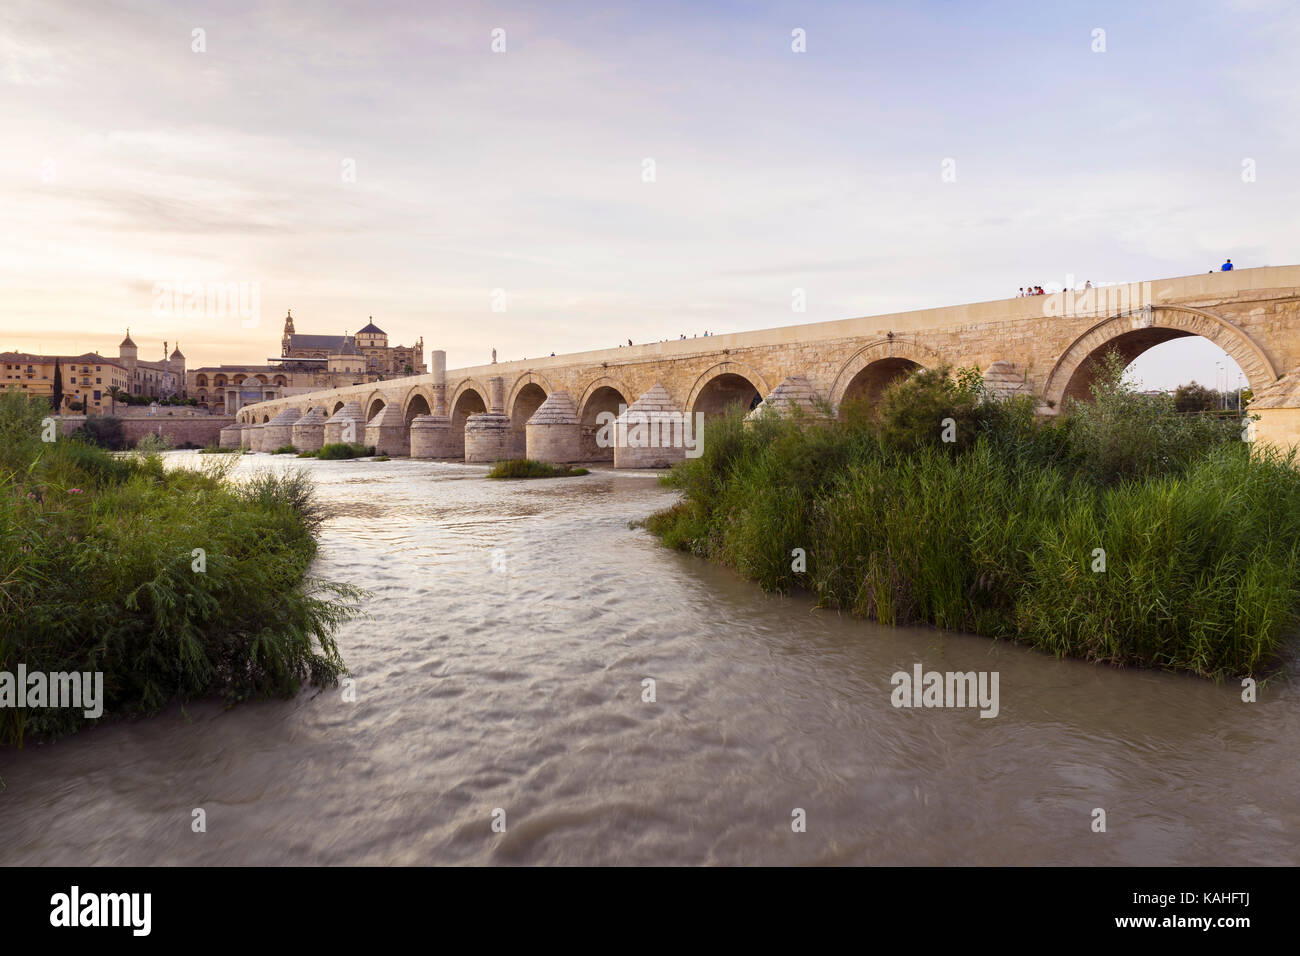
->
(0, 392), (361, 746)
(642, 355), (1285, 678)
(69, 415), (125, 451)
(134, 432), (175, 453)
(272, 444), (298, 455)
(487, 459), (590, 479)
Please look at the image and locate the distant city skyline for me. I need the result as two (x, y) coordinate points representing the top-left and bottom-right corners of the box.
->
(4, 0), (1294, 388)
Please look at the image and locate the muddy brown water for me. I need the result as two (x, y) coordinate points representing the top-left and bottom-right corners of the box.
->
(2, 452), (1297, 865)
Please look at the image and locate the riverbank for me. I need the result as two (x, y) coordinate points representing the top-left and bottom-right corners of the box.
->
(643, 360), (1299, 678)
(0, 394), (360, 746)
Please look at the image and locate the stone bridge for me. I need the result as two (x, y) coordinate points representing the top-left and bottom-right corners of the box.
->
(228, 265), (1300, 464)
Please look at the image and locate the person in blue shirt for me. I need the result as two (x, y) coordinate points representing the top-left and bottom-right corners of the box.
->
(1222, 259), (1234, 271)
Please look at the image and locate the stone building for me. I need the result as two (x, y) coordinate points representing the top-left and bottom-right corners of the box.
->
(118, 330), (185, 400)
(281, 312), (424, 377)
(1, 330), (183, 414)
(187, 311), (425, 414)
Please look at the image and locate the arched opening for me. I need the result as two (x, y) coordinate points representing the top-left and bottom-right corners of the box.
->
(838, 358), (922, 417)
(214, 375), (227, 387)
(262, 414), (270, 423)
(1073, 335), (1248, 408)
(332, 401), (345, 413)
(691, 373), (762, 421)
(1061, 329), (1250, 405)
(367, 398), (386, 421)
(196, 374), (208, 387)
(404, 394), (431, 423)
(253, 374), (268, 384)
(273, 375), (287, 386)
(1044, 308), (1275, 410)
(233, 374), (246, 385)
(451, 388), (487, 458)
(580, 385), (628, 461)
(510, 383), (548, 458)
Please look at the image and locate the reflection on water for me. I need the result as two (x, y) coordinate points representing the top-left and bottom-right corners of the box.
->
(2, 452), (1297, 865)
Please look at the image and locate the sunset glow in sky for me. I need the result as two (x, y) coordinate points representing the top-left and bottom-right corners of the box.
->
(3, 0), (1297, 387)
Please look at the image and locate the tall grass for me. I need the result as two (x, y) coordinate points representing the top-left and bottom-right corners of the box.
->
(642, 357), (1293, 678)
(486, 459), (590, 478)
(0, 392), (362, 745)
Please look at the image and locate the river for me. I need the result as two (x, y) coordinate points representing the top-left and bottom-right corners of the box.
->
(2, 452), (1297, 865)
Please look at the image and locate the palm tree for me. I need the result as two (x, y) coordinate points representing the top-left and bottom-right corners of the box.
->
(107, 385), (123, 415)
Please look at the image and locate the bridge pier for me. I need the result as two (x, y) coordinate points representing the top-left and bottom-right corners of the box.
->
(219, 422), (244, 448)
(409, 350), (456, 458)
(292, 407), (328, 452)
(465, 376), (512, 462)
(746, 376), (824, 421)
(366, 405), (409, 456)
(324, 401), (366, 446)
(525, 391), (583, 462)
(263, 408), (301, 450)
(614, 384), (688, 469)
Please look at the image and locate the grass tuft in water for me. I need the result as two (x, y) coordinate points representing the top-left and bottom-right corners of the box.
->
(486, 459), (590, 479)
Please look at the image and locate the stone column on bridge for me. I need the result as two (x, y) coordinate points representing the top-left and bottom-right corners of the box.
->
(249, 422), (268, 452)
(464, 375), (512, 462)
(431, 350), (447, 416)
(525, 390), (582, 463)
(291, 406), (328, 453)
(410, 350), (455, 458)
(613, 383), (690, 470)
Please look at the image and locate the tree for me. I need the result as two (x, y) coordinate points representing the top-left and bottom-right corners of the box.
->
(1173, 381), (1218, 413)
(70, 415), (125, 450)
(51, 360), (63, 413)
(107, 385), (123, 414)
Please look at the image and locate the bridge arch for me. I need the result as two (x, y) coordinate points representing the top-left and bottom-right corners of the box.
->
(364, 391), (387, 421)
(449, 378), (490, 414)
(401, 385), (433, 422)
(829, 339), (946, 411)
(508, 376), (550, 457)
(449, 379), (489, 458)
(577, 376), (632, 461)
(1043, 306), (1278, 407)
(506, 372), (554, 417)
(685, 362), (771, 420)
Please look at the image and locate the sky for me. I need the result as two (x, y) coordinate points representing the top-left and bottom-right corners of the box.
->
(2, 0), (1297, 389)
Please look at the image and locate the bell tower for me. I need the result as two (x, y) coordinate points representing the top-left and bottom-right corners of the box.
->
(281, 309), (295, 357)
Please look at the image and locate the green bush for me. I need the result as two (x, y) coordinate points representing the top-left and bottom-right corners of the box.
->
(0, 392), (361, 746)
(272, 444), (298, 455)
(643, 357), (1282, 678)
(69, 415), (126, 451)
(134, 432), (175, 454)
